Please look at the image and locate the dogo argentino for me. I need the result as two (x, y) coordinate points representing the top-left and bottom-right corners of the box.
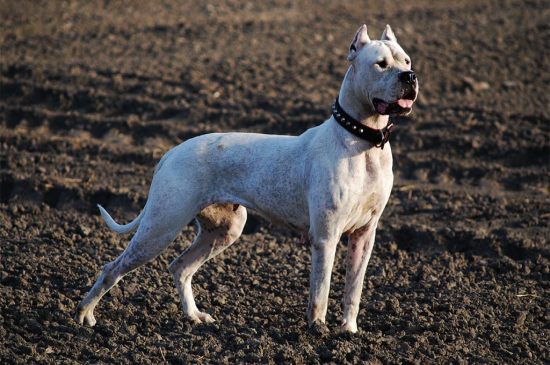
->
(75, 24), (418, 333)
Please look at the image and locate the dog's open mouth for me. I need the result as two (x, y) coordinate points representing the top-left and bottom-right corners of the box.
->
(372, 90), (417, 115)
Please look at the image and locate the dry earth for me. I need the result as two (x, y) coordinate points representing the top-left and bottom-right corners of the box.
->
(1, 0), (549, 364)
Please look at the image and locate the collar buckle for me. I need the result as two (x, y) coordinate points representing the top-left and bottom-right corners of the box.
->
(377, 123), (394, 149)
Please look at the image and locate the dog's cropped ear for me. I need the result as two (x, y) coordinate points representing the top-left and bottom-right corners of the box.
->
(348, 24), (370, 61)
(380, 24), (397, 42)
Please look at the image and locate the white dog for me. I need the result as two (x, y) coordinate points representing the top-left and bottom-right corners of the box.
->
(76, 24), (418, 333)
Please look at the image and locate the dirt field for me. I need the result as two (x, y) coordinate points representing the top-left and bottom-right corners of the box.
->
(1, 0), (548, 363)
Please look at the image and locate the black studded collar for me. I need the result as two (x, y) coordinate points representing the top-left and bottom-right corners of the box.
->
(332, 96), (394, 149)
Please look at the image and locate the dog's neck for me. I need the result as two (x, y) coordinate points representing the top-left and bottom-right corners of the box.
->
(338, 68), (389, 130)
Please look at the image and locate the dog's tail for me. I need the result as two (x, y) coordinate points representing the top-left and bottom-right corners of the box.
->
(97, 204), (144, 234)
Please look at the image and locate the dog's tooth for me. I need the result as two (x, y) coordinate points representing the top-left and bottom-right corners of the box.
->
(359, 129), (363, 133)
(352, 125), (357, 130)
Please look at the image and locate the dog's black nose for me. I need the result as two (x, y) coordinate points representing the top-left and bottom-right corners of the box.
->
(399, 71), (417, 85)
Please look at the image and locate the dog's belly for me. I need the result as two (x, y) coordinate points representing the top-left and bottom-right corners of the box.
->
(216, 177), (311, 232)
(249, 206), (310, 232)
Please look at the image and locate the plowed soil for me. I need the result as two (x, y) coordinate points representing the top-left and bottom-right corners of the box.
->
(1, 0), (549, 364)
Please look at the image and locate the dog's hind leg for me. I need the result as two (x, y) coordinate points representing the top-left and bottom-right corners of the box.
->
(76, 200), (197, 326)
(169, 203), (247, 323)
(75, 226), (183, 326)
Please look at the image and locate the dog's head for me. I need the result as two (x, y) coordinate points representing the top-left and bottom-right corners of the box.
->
(347, 24), (419, 116)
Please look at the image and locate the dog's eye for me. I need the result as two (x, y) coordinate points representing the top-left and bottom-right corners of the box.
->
(376, 60), (388, 69)
(405, 59), (411, 65)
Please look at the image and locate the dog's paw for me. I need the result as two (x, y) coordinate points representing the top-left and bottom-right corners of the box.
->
(190, 311), (215, 324)
(340, 319), (358, 334)
(75, 304), (97, 327)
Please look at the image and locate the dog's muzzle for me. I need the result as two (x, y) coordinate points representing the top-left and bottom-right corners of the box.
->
(373, 70), (418, 115)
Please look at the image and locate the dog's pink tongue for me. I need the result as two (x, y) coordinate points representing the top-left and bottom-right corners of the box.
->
(397, 99), (413, 108)
(376, 101), (388, 114)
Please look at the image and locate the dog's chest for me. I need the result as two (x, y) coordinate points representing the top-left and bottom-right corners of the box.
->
(344, 189), (385, 233)
(343, 152), (392, 233)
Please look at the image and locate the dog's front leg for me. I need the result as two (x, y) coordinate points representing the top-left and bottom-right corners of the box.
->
(341, 221), (378, 333)
(307, 226), (340, 327)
